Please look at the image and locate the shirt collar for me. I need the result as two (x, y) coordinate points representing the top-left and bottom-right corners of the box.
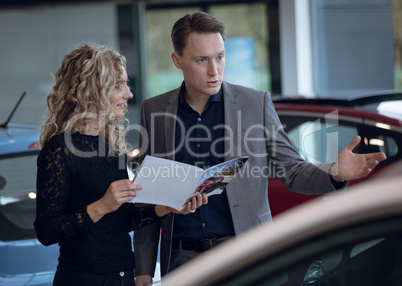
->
(178, 81), (223, 107)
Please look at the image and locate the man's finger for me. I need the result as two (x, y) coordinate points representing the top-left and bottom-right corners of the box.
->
(365, 152), (387, 162)
(345, 135), (361, 152)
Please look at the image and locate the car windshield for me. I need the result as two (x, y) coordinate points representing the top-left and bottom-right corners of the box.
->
(0, 153), (38, 239)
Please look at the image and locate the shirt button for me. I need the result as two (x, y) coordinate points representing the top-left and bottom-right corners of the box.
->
(119, 272), (124, 277)
(202, 223), (206, 227)
(197, 118), (201, 122)
(197, 144), (201, 148)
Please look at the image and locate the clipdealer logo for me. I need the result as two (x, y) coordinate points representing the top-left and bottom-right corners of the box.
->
(62, 110), (341, 176)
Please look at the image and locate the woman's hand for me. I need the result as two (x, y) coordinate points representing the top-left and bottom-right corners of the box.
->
(155, 193), (208, 217)
(88, 179), (142, 223)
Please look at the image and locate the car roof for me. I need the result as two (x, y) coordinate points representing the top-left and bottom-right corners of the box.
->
(162, 167), (402, 286)
(273, 91), (402, 128)
(272, 90), (402, 107)
(0, 123), (40, 156)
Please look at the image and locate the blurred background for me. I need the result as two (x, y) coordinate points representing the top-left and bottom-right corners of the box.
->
(1, 0), (401, 146)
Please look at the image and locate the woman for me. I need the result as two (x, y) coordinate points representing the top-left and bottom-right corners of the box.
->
(34, 43), (206, 286)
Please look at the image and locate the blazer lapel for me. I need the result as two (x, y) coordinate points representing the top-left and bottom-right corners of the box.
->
(164, 90), (179, 160)
(222, 82), (239, 161)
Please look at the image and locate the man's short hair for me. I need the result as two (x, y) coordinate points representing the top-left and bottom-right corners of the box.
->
(171, 11), (226, 56)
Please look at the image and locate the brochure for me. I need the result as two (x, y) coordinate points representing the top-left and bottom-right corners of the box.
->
(129, 155), (248, 211)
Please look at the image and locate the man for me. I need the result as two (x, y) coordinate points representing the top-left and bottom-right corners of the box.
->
(134, 11), (386, 285)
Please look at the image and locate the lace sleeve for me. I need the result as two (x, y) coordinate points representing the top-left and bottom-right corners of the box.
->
(126, 204), (161, 232)
(34, 138), (94, 246)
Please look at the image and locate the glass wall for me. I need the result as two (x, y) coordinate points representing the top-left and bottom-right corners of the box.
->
(0, 3), (118, 124)
(210, 4), (269, 91)
(312, 0), (394, 97)
(145, 8), (200, 98)
(1, 0), (401, 127)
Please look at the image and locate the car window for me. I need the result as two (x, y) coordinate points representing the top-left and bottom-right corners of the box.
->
(213, 216), (402, 286)
(360, 124), (401, 161)
(281, 116), (358, 164)
(374, 134), (398, 158)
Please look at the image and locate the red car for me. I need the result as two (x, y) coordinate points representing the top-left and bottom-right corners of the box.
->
(195, 175), (225, 194)
(269, 91), (402, 216)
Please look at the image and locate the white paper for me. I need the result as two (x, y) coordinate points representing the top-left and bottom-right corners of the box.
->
(130, 155), (248, 210)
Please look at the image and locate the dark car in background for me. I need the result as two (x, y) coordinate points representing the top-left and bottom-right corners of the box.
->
(269, 91), (402, 216)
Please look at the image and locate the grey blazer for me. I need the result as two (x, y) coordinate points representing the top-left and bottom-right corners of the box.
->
(134, 81), (339, 277)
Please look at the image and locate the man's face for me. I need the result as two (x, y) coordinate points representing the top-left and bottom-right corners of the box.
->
(172, 32), (225, 98)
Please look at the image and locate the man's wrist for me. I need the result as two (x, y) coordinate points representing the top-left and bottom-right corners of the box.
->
(330, 163), (344, 182)
(331, 174), (344, 182)
(329, 163), (347, 188)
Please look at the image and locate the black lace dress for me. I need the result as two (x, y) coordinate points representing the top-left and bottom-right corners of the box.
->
(34, 132), (158, 274)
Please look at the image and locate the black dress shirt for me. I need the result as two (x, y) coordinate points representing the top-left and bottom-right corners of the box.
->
(172, 83), (235, 240)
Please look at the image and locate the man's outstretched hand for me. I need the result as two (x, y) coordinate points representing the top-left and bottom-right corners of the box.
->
(331, 135), (387, 182)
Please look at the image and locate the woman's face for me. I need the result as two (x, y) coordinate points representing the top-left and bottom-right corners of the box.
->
(110, 67), (133, 118)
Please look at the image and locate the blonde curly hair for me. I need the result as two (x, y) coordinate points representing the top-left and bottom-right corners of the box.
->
(40, 43), (131, 155)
